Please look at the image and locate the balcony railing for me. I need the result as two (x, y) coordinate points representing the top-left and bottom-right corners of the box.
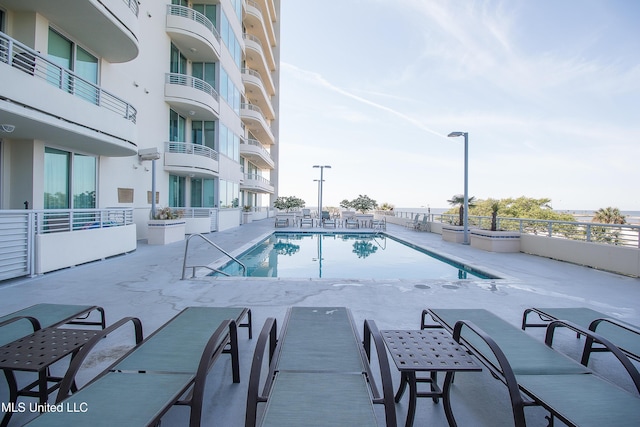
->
(244, 173), (272, 186)
(389, 210), (640, 248)
(0, 33), (137, 123)
(167, 4), (220, 40)
(165, 141), (218, 161)
(241, 138), (273, 161)
(166, 73), (219, 102)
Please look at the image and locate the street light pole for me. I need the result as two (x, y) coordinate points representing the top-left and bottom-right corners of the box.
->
(447, 132), (469, 245)
(313, 165), (331, 216)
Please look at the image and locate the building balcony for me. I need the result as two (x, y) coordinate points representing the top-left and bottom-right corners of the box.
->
(240, 139), (275, 170)
(1, 0), (139, 63)
(165, 73), (220, 121)
(163, 141), (219, 177)
(240, 103), (275, 145)
(244, 1), (276, 60)
(242, 68), (275, 120)
(166, 4), (221, 62)
(0, 34), (137, 156)
(243, 34), (275, 89)
(240, 173), (274, 194)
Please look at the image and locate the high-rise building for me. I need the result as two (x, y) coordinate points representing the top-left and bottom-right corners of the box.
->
(0, 0), (280, 279)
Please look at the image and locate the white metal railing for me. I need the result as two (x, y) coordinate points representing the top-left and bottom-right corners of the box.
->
(35, 208), (134, 234)
(166, 72), (219, 102)
(243, 33), (263, 49)
(165, 141), (218, 161)
(122, 0), (139, 16)
(0, 32), (137, 123)
(244, 173), (272, 186)
(167, 4), (220, 40)
(241, 138), (273, 161)
(0, 208), (134, 281)
(387, 211), (640, 248)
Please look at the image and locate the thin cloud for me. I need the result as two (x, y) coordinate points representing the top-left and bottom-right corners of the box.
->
(282, 62), (446, 139)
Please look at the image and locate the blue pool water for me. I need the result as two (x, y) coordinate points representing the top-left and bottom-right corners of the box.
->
(214, 232), (496, 279)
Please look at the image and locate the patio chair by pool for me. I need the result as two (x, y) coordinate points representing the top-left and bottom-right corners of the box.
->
(321, 211), (336, 228)
(345, 216), (360, 229)
(522, 307), (640, 364)
(246, 307), (396, 427)
(406, 214), (421, 229)
(372, 217), (386, 230)
(416, 215), (430, 231)
(299, 216), (314, 228)
(423, 308), (640, 427)
(274, 216), (289, 228)
(27, 307), (252, 427)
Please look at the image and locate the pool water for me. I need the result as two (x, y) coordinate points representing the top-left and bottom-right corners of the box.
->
(213, 232), (495, 279)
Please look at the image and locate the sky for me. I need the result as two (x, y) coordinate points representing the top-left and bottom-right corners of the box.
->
(275, 0), (640, 211)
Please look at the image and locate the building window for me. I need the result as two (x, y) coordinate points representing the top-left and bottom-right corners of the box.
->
(170, 43), (187, 74)
(44, 148), (96, 209)
(170, 109), (186, 142)
(219, 180), (239, 208)
(192, 62), (215, 87)
(48, 29), (98, 102)
(219, 124), (240, 161)
(169, 175), (186, 207)
(193, 4), (217, 27)
(192, 120), (215, 150)
(191, 178), (216, 207)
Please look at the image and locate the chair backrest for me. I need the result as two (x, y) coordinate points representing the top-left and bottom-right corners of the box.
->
(302, 209), (311, 218)
(321, 211), (330, 220)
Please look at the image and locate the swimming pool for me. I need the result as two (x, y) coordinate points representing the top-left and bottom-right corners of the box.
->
(212, 232), (497, 280)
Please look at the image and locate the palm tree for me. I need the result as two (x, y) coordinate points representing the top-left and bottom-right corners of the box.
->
(592, 207), (626, 224)
(447, 194), (476, 226)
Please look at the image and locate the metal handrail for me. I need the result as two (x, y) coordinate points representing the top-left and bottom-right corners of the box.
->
(181, 233), (246, 279)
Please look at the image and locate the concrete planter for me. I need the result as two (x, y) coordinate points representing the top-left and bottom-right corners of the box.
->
(441, 225), (467, 243)
(242, 212), (253, 225)
(147, 219), (186, 245)
(470, 229), (521, 252)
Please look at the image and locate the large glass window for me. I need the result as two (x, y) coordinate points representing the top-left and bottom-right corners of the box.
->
(192, 62), (215, 90)
(219, 124), (240, 161)
(47, 29), (98, 102)
(169, 175), (186, 207)
(44, 148), (96, 209)
(170, 109), (186, 142)
(219, 180), (239, 208)
(192, 121), (215, 149)
(220, 68), (240, 114)
(193, 4), (216, 27)
(190, 178), (216, 208)
(73, 154), (96, 208)
(44, 148), (70, 209)
(170, 44), (187, 74)
(220, 11), (241, 68)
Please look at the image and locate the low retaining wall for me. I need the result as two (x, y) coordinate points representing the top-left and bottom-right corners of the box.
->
(521, 235), (640, 277)
(36, 224), (136, 274)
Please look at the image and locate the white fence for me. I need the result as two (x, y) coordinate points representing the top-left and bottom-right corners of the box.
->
(0, 209), (134, 281)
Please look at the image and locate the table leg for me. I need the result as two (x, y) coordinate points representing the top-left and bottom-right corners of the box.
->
(443, 371), (458, 427)
(406, 371), (417, 427)
(395, 372), (408, 402)
(1, 369), (18, 427)
(38, 370), (48, 405)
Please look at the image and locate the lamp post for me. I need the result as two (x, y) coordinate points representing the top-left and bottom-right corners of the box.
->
(447, 132), (469, 245)
(313, 179), (323, 217)
(313, 165), (331, 216)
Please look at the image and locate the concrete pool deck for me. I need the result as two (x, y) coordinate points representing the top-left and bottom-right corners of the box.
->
(1, 218), (639, 426)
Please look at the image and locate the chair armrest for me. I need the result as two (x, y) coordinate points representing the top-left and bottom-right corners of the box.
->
(452, 320), (527, 427)
(362, 319), (397, 427)
(245, 317), (278, 427)
(56, 316), (144, 403)
(545, 319), (640, 394)
(0, 315), (41, 332)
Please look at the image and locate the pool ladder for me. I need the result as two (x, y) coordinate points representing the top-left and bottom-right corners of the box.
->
(181, 233), (247, 279)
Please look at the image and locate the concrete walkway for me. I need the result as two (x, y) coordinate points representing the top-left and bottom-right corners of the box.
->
(1, 219), (639, 426)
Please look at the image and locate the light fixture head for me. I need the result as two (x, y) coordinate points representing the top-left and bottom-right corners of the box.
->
(313, 165), (332, 168)
(448, 131), (466, 138)
(1, 124), (16, 133)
